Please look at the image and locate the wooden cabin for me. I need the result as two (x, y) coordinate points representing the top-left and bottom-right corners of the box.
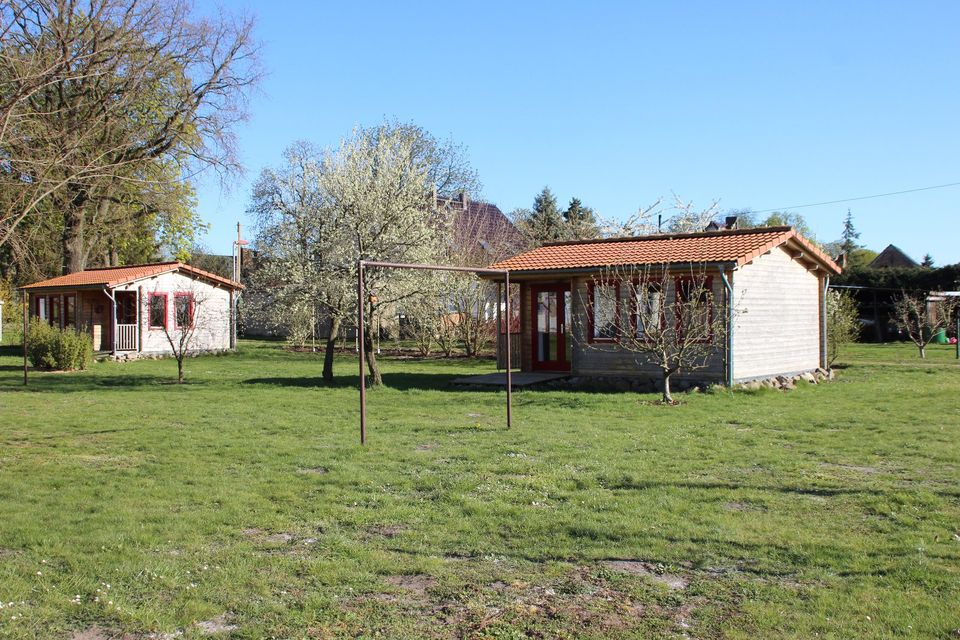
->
(21, 262), (243, 356)
(485, 227), (842, 386)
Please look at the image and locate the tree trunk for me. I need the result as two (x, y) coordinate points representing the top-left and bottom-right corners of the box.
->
(364, 304), (383, 386)
(177, 356), (184, 383)
(62, 204), (87, 274)
(919, 345), (926, 359)
(365, 341), (382, 385)
(323, 316), (341, 382)
(661, 371), (673, 403)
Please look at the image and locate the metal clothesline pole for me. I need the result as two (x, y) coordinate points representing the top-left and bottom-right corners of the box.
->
(356, 260), (512, 445)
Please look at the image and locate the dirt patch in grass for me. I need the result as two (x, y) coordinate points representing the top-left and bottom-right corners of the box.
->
(260, 532), (293, 544)
(297, 466), (329, 475)
(415, 443), (437, 451)
(384, 574), (437, 595)
(821, 462), (882, 474)
(241, 528), (294, 544)
(723, 501), (767, 512)
(368, 524), (406, 538)
(194, 614), (237, 635)
(70, 627), (126, 640)
(602, 560), (689, 590)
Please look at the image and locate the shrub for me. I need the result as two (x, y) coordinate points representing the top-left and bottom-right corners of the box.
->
(826, 290), (859, 366)
(27, 322), (93, 371)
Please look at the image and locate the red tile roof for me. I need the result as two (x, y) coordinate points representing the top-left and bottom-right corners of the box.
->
(488, 227), (841, 274)
(22, 262), (244, 291)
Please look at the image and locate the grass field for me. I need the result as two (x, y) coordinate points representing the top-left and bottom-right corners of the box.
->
(0, 340), (958, 639)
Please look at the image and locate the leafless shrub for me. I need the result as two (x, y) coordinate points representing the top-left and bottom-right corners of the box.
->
(579, 264), (728, 402)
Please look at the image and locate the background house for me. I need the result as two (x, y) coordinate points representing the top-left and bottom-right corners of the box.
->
(868, 244), (919, 269)
(486, 227), (841, 386)
(22, 262), (243, 356)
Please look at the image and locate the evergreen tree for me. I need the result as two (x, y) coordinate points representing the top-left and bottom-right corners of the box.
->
(563, 197), (600, 239)
(921, 254), (935, 268)
(841, 209), (861, 255)
(515, 186), (566, 245)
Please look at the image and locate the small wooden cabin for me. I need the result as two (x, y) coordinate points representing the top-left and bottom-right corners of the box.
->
(485, 227), (842, 385)
(21, 262), (243, 356)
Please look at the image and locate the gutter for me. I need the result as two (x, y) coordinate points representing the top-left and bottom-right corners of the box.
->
(719, 266), (734, 386)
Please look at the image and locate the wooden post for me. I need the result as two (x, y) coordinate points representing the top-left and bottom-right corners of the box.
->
(22, 290), (28, 386)
(496, 281), (502, 370)
(109, 290), (117, 355)
(505, 271), (512, 429)
(358, 261), (366, 445)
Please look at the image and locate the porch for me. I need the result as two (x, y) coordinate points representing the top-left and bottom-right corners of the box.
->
(28, 289), (141, 354)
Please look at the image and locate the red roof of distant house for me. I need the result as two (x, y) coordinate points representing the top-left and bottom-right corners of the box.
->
(21, 262), (244, 291)
(488, 227), (841, 274)
(440, 195), (525, 254)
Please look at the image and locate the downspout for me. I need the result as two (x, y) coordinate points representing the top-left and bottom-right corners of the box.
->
(719, 266), (734, 387)
(821, 276), (830, 369)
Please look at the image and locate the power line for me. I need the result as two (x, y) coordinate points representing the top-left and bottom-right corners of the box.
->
(751, 180), (960, 215)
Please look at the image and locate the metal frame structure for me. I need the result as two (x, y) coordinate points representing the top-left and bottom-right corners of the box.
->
(357, 260), (513, 445)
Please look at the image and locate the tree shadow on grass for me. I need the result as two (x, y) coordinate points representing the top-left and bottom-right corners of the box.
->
(607, 477), (960, 499)
(242, 372), (500, 392)
(2, 373), (189, 393)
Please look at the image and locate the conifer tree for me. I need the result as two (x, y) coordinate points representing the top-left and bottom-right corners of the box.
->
(563, 197), (600, 239)
(840, 209), (861, 255)
(515, 186), (566, 245)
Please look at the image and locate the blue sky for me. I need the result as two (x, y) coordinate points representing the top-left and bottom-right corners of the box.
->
(193, 1), (960, 264)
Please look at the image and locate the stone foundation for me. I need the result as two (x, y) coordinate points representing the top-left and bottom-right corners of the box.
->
(735, 367), (834, 391)
(102, 349), (233, 362)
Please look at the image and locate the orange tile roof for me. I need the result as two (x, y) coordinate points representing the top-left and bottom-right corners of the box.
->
(22, 262), (244, 291)
(488, 227), (841, 274)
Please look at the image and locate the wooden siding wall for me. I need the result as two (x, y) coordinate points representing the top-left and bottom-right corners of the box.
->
(731, 246), (821, 380)
(115, 271), (232, 354)
(568, 274), (725, 381)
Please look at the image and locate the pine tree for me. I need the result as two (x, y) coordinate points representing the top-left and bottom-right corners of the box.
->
(840, 209), (861, 255)
(921, 254), (935, 268)
(563, 197), (600, 240)
(516, 187), (566, 245)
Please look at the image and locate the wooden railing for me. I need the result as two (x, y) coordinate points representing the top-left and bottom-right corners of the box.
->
(116, 324), (138, 351)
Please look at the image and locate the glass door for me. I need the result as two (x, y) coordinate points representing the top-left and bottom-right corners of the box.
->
(531, 284), (571, 371)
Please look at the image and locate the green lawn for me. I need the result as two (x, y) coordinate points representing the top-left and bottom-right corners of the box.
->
(0, 341), (958, 639)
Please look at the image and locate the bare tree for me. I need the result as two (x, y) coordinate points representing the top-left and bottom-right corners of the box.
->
(579, 264), (728, 403)
(892, 291), (953, 359)
(0, 0), (261, 273)
(599, 194), (720, 238)
(155, 282), (220, 383)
